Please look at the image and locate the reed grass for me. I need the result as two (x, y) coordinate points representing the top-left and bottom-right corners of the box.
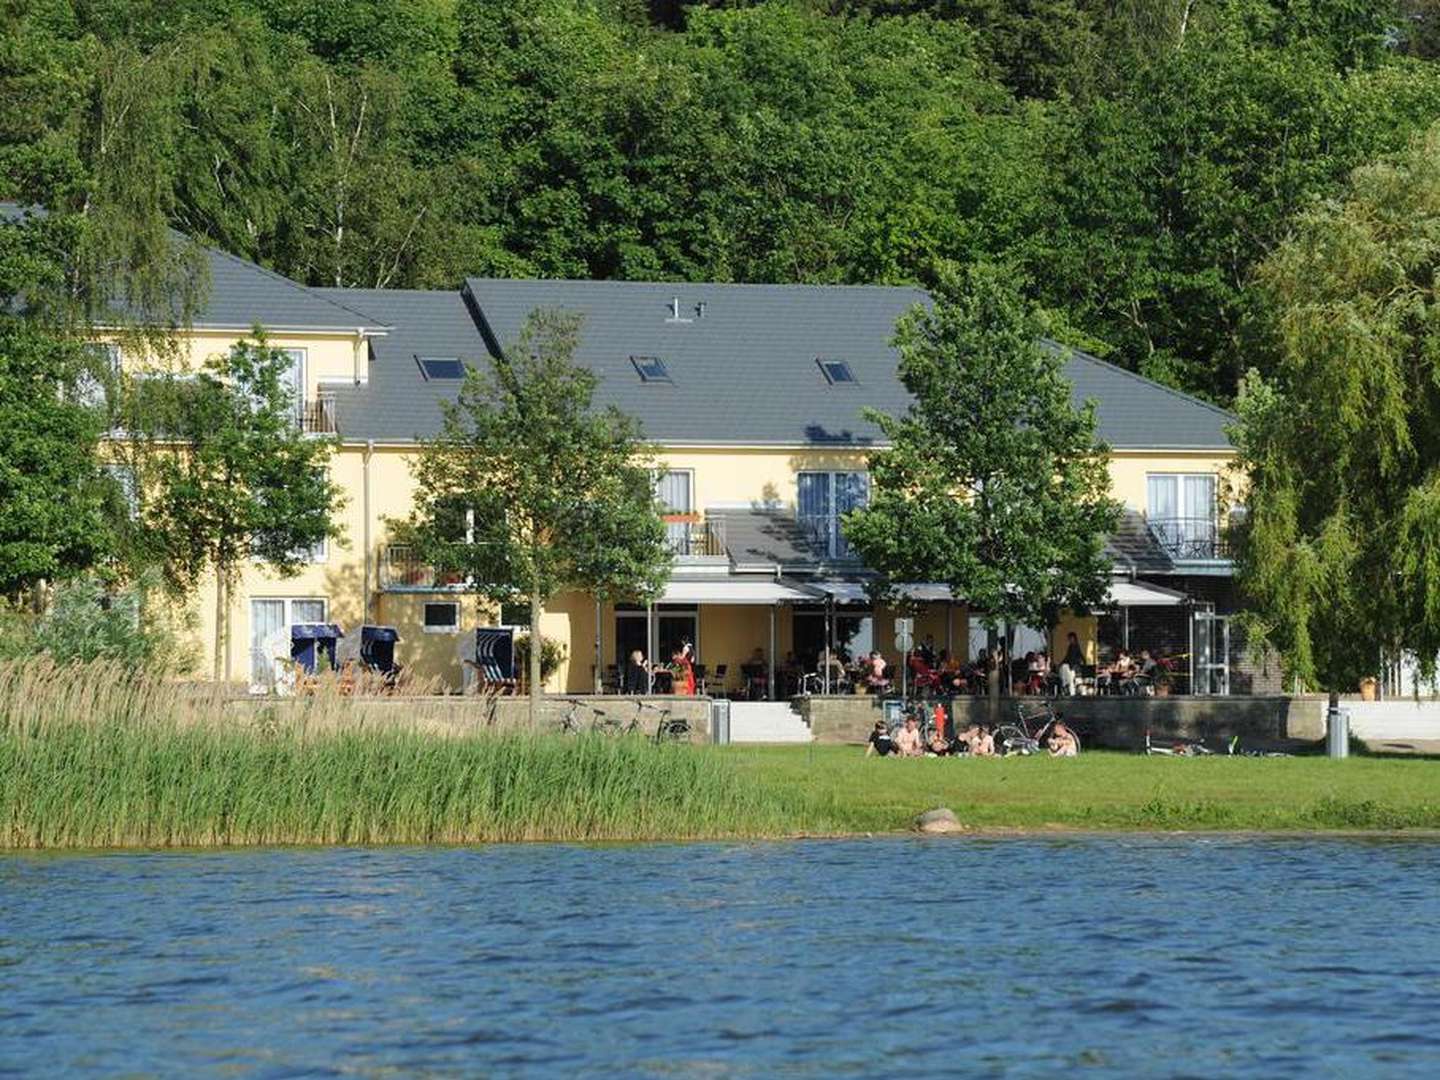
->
(0, 660), (813, 849)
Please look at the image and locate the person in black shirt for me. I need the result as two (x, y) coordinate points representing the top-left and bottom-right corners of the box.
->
(623, 649), (651, 694)
(865, 720), (896, 757)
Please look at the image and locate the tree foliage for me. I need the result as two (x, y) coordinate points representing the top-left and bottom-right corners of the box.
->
(137, 339), (342, 679)
(10, 1), (1440, 405)
(396, 308), (669, 719)
(1234, 125), (1440, 692)
(0, 206), (121, 596)
(844, 263), (1121, 636)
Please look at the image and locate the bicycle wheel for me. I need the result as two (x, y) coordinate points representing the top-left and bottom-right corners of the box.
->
(995, 724), (1035, 756)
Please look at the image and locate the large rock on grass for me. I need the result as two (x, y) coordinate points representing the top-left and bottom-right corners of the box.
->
(914, 807), (966, 834)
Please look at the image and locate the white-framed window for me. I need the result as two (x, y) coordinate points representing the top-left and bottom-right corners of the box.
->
(250, 596), (328, 688)
(797, 471), (868, 558)
(75, 343), (121, 409)
(234, 344), (305, 419)
(423, 601), (460, 633)
(252, 536), (328, 566)
(101, 462), (139, 520)
(655, 469), (695, 553)
(1147, 473), (1218, 558)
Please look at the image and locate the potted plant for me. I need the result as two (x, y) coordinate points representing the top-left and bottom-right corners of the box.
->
(513, 634), (568, 692)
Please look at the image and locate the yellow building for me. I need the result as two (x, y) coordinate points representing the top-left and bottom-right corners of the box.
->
(102, 246), (1254, 696)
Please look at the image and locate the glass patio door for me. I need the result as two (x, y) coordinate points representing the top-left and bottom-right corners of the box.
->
(656, 608), (698, 663)
(656, 470), (692, 554)
(1191, 609), (1230, 695)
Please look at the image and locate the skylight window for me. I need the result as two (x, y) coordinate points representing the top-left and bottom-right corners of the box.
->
(418, 356), (466, 380)
(631, 355), (672, 383)
(817, 358), (856, 385)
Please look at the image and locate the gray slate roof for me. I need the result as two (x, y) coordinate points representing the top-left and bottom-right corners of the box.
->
(1, 202), (386, 332)
(195, 247), (386, 332)
(316, 276), (1234, 449)
(314, 288), (486, 437)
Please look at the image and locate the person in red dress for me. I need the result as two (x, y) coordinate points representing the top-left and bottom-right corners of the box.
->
(671, 642), (697, 696)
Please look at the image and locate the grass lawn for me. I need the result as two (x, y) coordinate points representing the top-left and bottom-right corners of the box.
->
(727, 745), (1440, 834)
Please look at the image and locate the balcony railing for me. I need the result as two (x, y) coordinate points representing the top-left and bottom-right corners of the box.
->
(380, 544), (468, 591)
(300, 393), (338, 434)
(664, 515), (727, 558)
(1147, 517), (1231, 561)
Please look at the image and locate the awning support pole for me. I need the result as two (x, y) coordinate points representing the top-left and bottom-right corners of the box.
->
(769, 604), (777, 702)
(825, 596), (835, 695)
(647, 602), (655, 694)
(1123, 606), (1130, 651)
(594, 597), (602, 695)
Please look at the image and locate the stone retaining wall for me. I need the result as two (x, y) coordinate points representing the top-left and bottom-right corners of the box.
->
(796, 694), (1325, 751)
(223, 695), (713, 742)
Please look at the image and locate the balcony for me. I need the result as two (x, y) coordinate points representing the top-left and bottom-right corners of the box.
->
(664, 515), (727, 559)
(380, 544), (468, 591)
(300, 393), (338, 434)
(1147, 517), (1231, 561)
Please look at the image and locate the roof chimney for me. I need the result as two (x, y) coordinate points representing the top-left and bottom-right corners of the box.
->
(695, 301), (707, 319)
(665, 296), (692, 324)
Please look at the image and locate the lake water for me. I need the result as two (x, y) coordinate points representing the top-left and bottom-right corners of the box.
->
(2, 837), (1438, 1078)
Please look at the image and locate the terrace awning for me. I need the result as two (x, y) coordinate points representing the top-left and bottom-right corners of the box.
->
(659, 578), (815, 605)
(808, 580), (957, 604)
(1104, 581), (1188, 607)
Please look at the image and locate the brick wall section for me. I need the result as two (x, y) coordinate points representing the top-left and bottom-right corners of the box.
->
(796, 694), (1323, 750)
(224, 695), (713, 741)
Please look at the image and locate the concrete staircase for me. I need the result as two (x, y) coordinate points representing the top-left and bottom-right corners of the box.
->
(727, 701), (814, 744)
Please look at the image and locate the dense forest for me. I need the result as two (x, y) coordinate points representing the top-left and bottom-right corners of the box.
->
(9, 0), (1440, 403)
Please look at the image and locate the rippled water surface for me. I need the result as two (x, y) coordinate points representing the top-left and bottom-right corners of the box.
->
(2, 837), (1439, 1077)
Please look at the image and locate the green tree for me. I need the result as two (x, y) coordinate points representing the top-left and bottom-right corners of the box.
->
(1234, 125), (1440, 695)
(844, 264), (1121, 667)
(0, 202), (123, 597)
(396, 308), (670, 724)
(138, 338), (342, 681)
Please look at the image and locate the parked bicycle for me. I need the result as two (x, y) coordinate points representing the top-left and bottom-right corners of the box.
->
(996, 702), (1078, 756)
(1143, 730), (1214, 756)
(556, 698), (608, 735)
(1226, 735), (1291, 758)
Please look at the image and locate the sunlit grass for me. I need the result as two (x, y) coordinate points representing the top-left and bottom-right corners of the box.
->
(728, 745), (1440, 832)
(0, 660), (811, 848)
(4, 660), (1439, 848)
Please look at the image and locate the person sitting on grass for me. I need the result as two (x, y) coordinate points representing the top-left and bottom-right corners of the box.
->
(970, 725), (996, 757)
(1047, 720), (1079, 757)
(893, 714), (924, 757)
(953, 722), (980, 754)
(865, 719), (896, 757)
(926, 729), (951, 756)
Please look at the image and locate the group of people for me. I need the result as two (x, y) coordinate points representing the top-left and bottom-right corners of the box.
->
(1097, 648), (1165, 695)
(865, 713), (1079, 758)
(622, 642), (696, 695)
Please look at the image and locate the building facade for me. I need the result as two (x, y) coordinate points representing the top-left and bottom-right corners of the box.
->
(95, 240), (1257, 695)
